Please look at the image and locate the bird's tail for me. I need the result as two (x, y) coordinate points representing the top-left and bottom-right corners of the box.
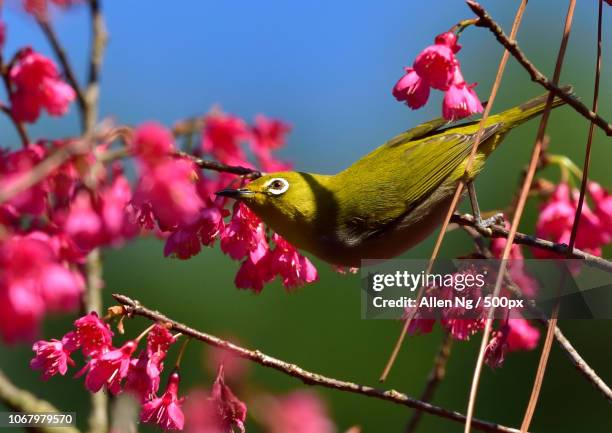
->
(494, 85), (573, 131)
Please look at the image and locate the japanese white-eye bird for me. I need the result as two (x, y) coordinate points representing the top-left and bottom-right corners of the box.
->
(217, 91), (569, 267)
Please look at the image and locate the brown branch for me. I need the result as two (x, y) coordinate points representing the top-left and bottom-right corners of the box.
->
(112, 294), (523, 433)
(37, 19), (87, 118)
(450, 213), (612, 273)
(175, 151), (262, 179)
(0, 59), (31, 147)
(0, 369), (81, 433)
(467, 0), (612, 137)
(84, 0), (108, 132)
(405, 333), (454, 433)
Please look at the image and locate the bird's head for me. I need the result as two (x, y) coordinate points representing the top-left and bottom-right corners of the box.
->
(216, 171), (333, 244)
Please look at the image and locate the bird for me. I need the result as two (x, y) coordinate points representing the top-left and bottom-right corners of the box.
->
(217, 91), (569, 267)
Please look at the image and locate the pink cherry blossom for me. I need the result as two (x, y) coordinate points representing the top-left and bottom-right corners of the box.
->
(0, 233), (84, 343)
(209, 366), (247, 433)
(434, 31), (461, 53)
(23, 0), (82, 21)
(234, 250), (274, 293)
(250, 114), (291, 152)
(132, 158), (204, 231)
(413, 41), (456, 90)
(0, 144), (48, 217)
(258, 391), (335, 433)
(506, 318), (540, 351)
(442, 67), (483, 121)
(78, 340), (137, 395)
(72, 312), (113, 357)
(202, 113), (250, 166)
(147, 324), (175, 360)
(491, 224), (539, 298)
(164, 206), (227, 260)
(9, 48), (75, 123)
(270, 234), (318, 290)
(125, 350), (162, 402)
(221, 202), (268, 260)
(141, 370), (185, 431)
(131, 123), (175, 167)
(392, 67), (430, 109)
(534, 183), (605, 258)
(588, 181), (612, 242)
(30, 337), (75, 380)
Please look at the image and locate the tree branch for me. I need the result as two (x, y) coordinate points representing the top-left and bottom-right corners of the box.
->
(0, 369), (81, 433)
(466, 1), (612, 137)
(37, 19), (87, 118)
(112, 294), (522, 433)
(450, 213), (612, 274)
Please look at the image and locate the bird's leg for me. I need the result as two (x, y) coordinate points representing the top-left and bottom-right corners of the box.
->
(466, 181), (504, 231)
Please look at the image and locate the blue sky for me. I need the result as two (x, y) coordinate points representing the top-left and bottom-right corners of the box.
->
(1, 1), (607, 175)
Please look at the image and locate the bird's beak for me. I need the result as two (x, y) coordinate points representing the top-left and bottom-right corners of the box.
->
(215, 188), (255, 199)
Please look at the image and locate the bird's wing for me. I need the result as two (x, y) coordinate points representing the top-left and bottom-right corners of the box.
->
(337, 124), (502, 242)
(382, 117), (451, 148)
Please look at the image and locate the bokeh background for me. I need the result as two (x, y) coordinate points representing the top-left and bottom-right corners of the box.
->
(1, 1), (611, 432)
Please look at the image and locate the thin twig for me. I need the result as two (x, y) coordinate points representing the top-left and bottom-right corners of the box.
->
(175, 151), (262, 179)
(0, 369), (81, 433)
(464, 2), (577, 431)
(0, 61), (31, 146)
(405, 333), (454, 433)
(112, 294), (523, 433)
(37, 19), (87, 116)
(450, 213), (612, 273)
(520, 1), (605, 430)
(467, 1), (612, 137)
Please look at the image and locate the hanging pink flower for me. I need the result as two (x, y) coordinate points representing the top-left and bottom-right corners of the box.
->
(484, 324), (509, 369)
(209, 365), (247, 433)
(221, 202), (268, 261)
(270, 234), (318, 290)
(30, 337), (75, 380)
(125, 350), (162, 402)
(588, 181), (612, 242)
(141, 370), (185, 431)
(442, 67), (483, 120)
(413, 41), (457, 90)
(392, 67), (430, 109)
(9, 48), (75, 123)
(77, 340), (137, 395)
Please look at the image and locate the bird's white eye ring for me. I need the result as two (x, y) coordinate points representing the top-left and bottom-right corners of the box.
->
(265, 177), (289, 196)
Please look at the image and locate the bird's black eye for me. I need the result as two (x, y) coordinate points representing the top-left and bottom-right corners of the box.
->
(266, 177), (289, 195)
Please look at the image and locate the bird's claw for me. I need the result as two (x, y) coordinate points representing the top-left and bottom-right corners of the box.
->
(474, 212), (505, 232)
